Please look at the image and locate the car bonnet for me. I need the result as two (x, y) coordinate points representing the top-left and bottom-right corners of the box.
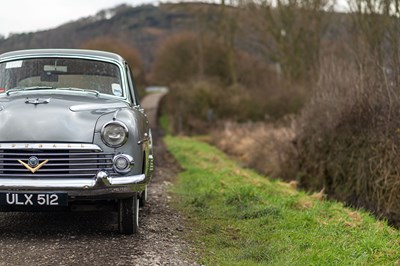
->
(0, 93), (129, 143)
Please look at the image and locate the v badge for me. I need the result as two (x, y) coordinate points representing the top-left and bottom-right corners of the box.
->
(18, 159), (49, 174)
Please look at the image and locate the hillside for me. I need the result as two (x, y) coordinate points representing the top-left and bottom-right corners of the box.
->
(0, 3), (216, 69)
(0, 3), (350, 72)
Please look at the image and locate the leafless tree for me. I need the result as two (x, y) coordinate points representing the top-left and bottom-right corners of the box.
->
(246, 0), (334, 81)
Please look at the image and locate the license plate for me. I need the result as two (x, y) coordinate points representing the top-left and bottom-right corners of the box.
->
(0, 192), (68, 206)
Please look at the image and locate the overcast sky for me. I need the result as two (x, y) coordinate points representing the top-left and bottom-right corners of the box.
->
(0, 0), (158, 37)
(0, 0), (349, 37)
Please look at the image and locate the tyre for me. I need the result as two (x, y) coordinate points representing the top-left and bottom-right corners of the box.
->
(139, 185), (148, 207)
(118, 193), (139, 234)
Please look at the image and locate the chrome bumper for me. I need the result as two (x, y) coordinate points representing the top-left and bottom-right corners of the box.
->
(0, 171), (147, 197)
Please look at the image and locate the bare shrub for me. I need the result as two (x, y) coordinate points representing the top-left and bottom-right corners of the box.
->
(163, 79), (263, 134)
(235, 52), (310, 118)
(289, 56), (400, 224)
(154, 33), (309, 133)
(150, 32), (231, 86)
(153, 31), (308, 133)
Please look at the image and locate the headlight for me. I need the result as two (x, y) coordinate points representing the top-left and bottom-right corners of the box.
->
(101, 121), (129, 148)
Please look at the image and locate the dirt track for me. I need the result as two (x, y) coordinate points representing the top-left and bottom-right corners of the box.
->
(0, 93), (198, 265)
(141, 92), (167, 128)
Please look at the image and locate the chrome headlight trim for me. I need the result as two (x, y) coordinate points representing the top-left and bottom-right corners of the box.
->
(101, 121), (129, 148)
(113, 154), (134, 174)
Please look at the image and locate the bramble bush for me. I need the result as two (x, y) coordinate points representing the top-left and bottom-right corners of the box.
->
(288, 55), (400, 225)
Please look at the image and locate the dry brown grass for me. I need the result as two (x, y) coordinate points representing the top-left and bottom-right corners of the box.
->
(211, 121), (295, 178)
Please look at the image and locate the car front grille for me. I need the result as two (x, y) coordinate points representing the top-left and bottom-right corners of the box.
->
(0, 143), (114, 178)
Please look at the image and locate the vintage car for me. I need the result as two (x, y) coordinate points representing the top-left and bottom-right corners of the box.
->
(0, 49), (154, 234)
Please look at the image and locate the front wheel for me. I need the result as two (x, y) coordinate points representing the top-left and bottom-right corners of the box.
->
(139, 185), (148, 207)
(118, 193), (139, 234)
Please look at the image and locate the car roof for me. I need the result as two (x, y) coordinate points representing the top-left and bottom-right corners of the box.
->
(0, 49), (125, 63)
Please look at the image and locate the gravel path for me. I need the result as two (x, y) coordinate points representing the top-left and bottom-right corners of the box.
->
(141, 92), (167, 128)
(0, 94), (198, 265)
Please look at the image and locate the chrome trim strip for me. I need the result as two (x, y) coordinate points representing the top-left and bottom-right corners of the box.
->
(0, 173), (97, 178)
(0, 178), (97, 188)
(0, 143), (102, 151)
(70, 103), (128, 112)
(107, 175), (145, 185)
(0, 157), (112, 162)
(0, 152), (112, 157)
(0, 174), (146, 189)
(0, 162), (113, 167)
(0, 167), (114, 173)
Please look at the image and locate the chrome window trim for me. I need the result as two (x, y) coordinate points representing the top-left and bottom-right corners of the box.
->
(0, 54), (130, 102)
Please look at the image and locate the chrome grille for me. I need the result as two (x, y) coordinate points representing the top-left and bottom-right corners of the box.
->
(0, 144), (114, 178)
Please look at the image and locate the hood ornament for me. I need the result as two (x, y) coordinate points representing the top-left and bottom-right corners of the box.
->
(25, 98), (51, 105)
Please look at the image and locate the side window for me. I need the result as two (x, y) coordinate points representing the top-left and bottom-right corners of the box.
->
(125, 63), (140, 105)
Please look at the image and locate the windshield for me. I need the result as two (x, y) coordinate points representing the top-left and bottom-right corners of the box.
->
(0, 58), (124, 97)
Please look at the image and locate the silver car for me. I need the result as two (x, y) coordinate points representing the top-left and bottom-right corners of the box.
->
(0, 49), (154, 234)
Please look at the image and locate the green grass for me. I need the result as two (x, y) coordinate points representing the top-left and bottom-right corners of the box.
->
(159, 114), (172, 135)
(165, 136), (400, 265)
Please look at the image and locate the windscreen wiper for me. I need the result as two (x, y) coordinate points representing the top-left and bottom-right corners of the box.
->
(6, 86), (54, 95)
(55, 87), (100, 96)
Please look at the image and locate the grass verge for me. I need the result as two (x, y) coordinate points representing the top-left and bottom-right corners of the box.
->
(159, 114), (172, 135)
(165, 136), (400, 265)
